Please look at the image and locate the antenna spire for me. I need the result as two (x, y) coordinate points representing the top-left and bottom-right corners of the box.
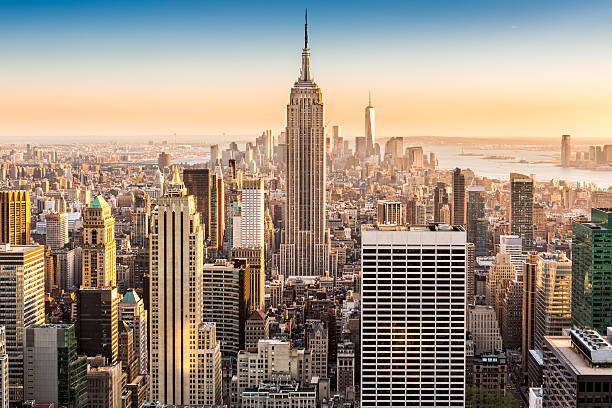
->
(305, 9), (308, 49)
(369, 91), (372, 107)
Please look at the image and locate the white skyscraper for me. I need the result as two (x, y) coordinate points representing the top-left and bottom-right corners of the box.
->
(232, 178), (264, 249)
(280, 12), (328, 276)
(150, 168), (209, 405)
(45, 212), (68, 250)
(119, 289), (148, 375)
(365, 92), (375, 157)
(0, 244), (45, 403)
(361, 225), (466, 407)
(500, 234), (525, 274)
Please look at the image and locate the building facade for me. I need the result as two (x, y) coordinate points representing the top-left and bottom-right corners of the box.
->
(0, 190), (30, 245)
(82, 195), (116, 288)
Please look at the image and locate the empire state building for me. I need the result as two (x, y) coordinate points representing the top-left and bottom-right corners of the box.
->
(280, 12), (329, 276)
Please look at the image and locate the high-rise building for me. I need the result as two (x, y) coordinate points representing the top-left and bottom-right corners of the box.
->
(452, 168), (466, 226)
(182, 168), (212, 243)
(210, 160), (225, 249)
(86, 357), (123, 408)
(307, 322), (328, 380)
(0, 326), (8, 408)
(500, 234), (525, 274)
(280, 15), (328, 277)
(467, 186), (487, 256)
(45, 212), (69, 250)
(534, 253), (572, 351)
(158, 152), (171, 169)
(433, 182), (448, 223)
(469, 305), (503, 356)
(230, 247), (264, 314)
(467, 243), (475, 305)
(0, 244), (45, 403)
(498, 278), (523, 350)
(365, 92), (375, 157)
(510, 173), (534, 252)
(485, 253), (516, 309)
(149, 168), (204, 404)
(572, 208), (612, 334)
(118, 322), (138, 382)
(76, 287), (119, 365)
(196, 323), (222, 406)
(336, 341), (354, 396)
(376, 200), (402, 225)
(361, 224), (466, 406)
(23, 324), (88, 407)
(522, 254), (538, 376)
(332, 125), (343, 157)
(118, 289), (148, 375)
(244, 310), (269, 352)
(233, 179), (264, 249)
(0, 190), (31, 245)
(82, 196), (116, 288)
(541, 330), (612, 407)
(561, 134), (571, 167)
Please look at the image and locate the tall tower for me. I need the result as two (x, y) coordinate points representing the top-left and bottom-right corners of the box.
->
(561, 134), (571, 167)
(452, 167), (465, 226)
(233, 179), (264, 249)
(280, 11), (328, 276)
(365, 92), (375, 157)
(82, 196), (116, 288)
(183, 169), (212, 243)
(149, 167), (205, 404)
(0, 326), (8, 408)
(0, 190), (30, 245)
(510, 173), (534, 252)
(45, 212), (69, 250)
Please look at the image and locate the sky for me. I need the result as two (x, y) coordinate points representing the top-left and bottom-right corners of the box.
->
(1, 0), (612, 143)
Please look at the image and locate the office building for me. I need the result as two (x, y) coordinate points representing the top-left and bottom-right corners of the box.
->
(0, 327), (8, 408)
(231, 247), (264, 313)
(467, 186), (487, 256)
(82, 195), (116, 288)
(45, 212), (68, 250)
(280, 16), (328, 277)
(86, 357), (123, 408)
(118, 289), (148, 375)
(500, 234), (525, 274)
(361, 224), (466, 406)
(196, 323), (222, 406)
(307, 322), (328, 380)
(118, 322), (138, 382)
(0, 191), (30, 245)
(497, 278), (523, 349)
(452, 168), (466, 226)
(158, 152), (171, 169)
(522, 254), (538, 376)
(0, 244), (45, 403)
(23, 324), (88, 407)
(365, 92), (375, 157)
(542, 329), (612, 407)
(470, 352), (508, 396)
(572, 208), (612, 334)
(336, 342), (354, 396)
(210, 159), (225, 249)
(149, 168), (205, 404)
(233, 178), (264, 248)
(376, 201), (402, 225)
(76, 287), (119, 365)
(510, 173), (534, 251)
(244, 310), (269, 352)
(534, 253), (572, 351)
(182, 168), (212, 243)
(561, 134), (571, 167)
(485, 253), (516, 309)
(469, 305), (503, 356)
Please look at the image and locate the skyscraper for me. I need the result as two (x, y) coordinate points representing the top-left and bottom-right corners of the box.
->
(561, 134), (571, 167)
(183, 168), (212, 243)
(76, 287), (119, 365)
(467, 185), (487, 256)
(210, 159), (225, 250)
(0, 190), (30, 245)
(82, 196), (116, 288)
(232, 178), (264, 249)
(24, 324), (88, 407)
(0, 244), (45, 403)
(280, 13), (328, 276)
(376, 200), (402, 225)
(452, 167), (466, 226)
(572, 208), (612, 334)
(365, 92), (375, 157)
(45, 212), (69, 250)
(149, 168), (205, 404)
(361, 224), (466, 406)
(510, 173), (534, 252)
(118, 289), (148, 375)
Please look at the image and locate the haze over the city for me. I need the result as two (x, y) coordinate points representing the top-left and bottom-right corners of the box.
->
(2, 0), (612, 141)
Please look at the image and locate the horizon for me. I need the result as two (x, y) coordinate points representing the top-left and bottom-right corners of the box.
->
(2, 1), (612, 141)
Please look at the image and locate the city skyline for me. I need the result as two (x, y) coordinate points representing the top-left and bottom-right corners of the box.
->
(2, 1), (612, 140)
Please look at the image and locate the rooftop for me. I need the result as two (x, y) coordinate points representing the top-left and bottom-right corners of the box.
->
(546, 335), (612, 375)
(90, 195), (109, 209)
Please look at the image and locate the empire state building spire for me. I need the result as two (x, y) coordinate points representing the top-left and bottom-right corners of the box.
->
(299, 9), (311, 82)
